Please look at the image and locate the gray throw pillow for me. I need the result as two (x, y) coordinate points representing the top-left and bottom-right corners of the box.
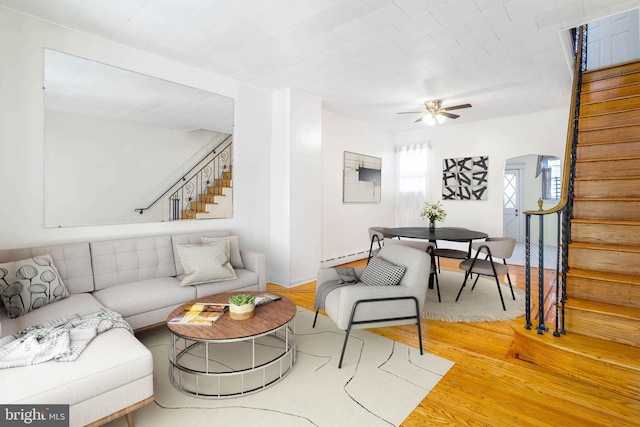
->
(176, 240), (237, 286)
(360, 256), (406, 286)
(201, 235), (244, 269)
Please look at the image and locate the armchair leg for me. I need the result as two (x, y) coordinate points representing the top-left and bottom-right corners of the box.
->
(338, 296), (423, 369)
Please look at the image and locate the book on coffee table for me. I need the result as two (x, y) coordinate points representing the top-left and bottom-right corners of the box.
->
(168, 303), (228, 325)
(255, 293), (282, 306)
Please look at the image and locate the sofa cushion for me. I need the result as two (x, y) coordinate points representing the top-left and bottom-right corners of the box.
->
(190, 268), (260, 298)
(0, 293), (104, 337)
(0, 255), (70, 318)
(176, 241), (236, 286)
(171, 231), (232, 276)
(91, 235), (176, 290)
(360, 256), (406, 286)
(201, 235), (245, 269)
(0, 327), (152, 408)
(0, 243), (94, 295)
(91, 277), (196, 318)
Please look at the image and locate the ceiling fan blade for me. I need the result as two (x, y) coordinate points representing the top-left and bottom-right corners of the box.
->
(443, 103), (472, 111)
(441, 112), (460, 119)
(414, 117), (424, 123)
(397, 111), (423, 114)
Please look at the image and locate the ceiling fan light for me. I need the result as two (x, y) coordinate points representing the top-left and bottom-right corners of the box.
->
(423, 114), (436, 126)
(436, 114), (446, 124)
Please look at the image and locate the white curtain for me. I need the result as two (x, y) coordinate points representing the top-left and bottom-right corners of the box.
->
(395, 143), (432, 226)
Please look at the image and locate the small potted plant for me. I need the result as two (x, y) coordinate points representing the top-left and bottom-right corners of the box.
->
(228, 294), (256, 320)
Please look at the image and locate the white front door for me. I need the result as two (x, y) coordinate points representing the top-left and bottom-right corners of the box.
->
(503, 167), (523, 242)
(587, 10), (640, 70)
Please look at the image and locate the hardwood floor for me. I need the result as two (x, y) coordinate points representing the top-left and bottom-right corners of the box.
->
(267, 259), (639, 426)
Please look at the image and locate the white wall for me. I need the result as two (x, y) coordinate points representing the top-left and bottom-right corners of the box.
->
(321, 110), (396, 266)
(0, 9), (272, 261)
(395, 108), (568, 239)
(44, 110), (217, 226)
(270, 89), (322, 287)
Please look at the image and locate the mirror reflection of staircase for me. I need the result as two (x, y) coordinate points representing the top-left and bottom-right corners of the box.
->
(514, 58), (640, 402)
(182, 166), (233, 220)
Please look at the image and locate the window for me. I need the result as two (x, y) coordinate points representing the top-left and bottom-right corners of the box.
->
(538, 157), (561, 200)
(395, 144), (431, 226)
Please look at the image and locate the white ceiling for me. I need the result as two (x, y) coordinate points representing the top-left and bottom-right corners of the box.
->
(3, 0), (640, 132)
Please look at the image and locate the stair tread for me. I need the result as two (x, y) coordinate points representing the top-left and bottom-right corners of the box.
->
(575, 175), (640, 181)
(513, 321), (640, 371)
(571, 218), (640, 226)
(576, 155), (640, 162)
(569, 242), (640, 253)
(574, 196), (640, 201)
(568, 268), (640, 286)
(565, 298), (640, 321)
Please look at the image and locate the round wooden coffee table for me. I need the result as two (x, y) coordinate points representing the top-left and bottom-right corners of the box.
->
(166, 292), (297, 398)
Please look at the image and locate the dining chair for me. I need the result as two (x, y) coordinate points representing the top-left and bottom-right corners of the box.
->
(367, 227), (395, 263)
(433, 227), (471, 272)
(455, 237), (517, 311)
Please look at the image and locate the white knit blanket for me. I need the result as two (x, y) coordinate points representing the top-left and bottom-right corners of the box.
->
(0, 308), (132, 369)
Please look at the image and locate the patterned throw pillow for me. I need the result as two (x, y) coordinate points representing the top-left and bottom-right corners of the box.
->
(0, 254), (70, 318)
(201, 235), (245, 269)
(176, 240), (237, 286)
(360, 256), (406, 286)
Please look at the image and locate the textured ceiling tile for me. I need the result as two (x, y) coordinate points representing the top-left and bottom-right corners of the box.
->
(427, 20), (471, 45)
(360, 2), (410, 27)
(394, 11), (442, 37)
(503, 0), (556, 21)
(457, 28), (499, 51)
(463, 5), (511, 33)
(492, 16), (539, 40)
(430, 0), (481, 26)
(534, 1), (583, 28)
(333, 18), (378, 41)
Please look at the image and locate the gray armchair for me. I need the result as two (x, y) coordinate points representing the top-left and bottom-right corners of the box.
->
(314, 244), (431, 368)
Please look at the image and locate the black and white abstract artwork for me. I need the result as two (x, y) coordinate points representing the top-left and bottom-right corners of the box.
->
(442, 156), (489, 200)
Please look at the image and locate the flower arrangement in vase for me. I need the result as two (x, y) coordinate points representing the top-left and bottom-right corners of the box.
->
(420, 200), (447, 231)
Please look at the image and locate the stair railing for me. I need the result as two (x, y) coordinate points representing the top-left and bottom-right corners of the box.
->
(134, 135), (232, 218)
(523, 25), (587, 336)
(169, 137), (233, 220)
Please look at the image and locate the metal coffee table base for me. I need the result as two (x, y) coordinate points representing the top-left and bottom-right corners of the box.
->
(168, 319), (296, 398)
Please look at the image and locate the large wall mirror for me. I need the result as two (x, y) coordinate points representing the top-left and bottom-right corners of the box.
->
(43, 49), (234, 227)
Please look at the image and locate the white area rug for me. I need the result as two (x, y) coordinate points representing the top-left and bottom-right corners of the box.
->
(104, 308), (453, 427)
(424, 270), (526, 322)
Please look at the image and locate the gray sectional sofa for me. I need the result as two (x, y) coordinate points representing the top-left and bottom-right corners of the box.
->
(0, 230), (266, 427)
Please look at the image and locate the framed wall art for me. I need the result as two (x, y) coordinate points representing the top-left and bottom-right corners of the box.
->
(442, 156), (488, 200)
(343, 151), (381, 203)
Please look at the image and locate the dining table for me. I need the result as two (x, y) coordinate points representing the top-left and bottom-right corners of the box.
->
(382, 227), (489, 292)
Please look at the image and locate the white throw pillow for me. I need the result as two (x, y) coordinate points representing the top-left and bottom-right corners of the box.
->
(177, 240), (237, 286)
(201, 235), (244, 269)
(0, 254), (70, 318)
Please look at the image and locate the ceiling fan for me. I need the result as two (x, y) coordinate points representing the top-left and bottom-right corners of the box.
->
(397, 100), (472, 125)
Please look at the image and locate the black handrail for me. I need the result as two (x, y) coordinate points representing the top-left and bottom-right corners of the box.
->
(134, 134), (232, 215)
(523, 25), (586, 336)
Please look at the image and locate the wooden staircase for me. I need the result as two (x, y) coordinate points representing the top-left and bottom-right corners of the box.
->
(181, 167), (232, 219)
(513, 60), (640, 400)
